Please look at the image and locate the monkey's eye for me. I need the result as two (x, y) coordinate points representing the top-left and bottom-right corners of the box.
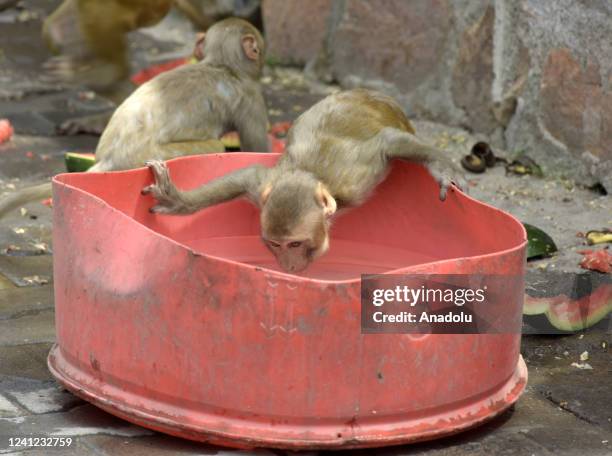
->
(268, 241), (281, 248)
(288, 241), (302, 248)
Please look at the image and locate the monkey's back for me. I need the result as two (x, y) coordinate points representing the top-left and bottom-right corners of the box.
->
(284, 89), (415, 205)
(94, 63), (247, 171)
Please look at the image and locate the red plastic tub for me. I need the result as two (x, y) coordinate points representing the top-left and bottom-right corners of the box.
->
(48, 153), (527, 450)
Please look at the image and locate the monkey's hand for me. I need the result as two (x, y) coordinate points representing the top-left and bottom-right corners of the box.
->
(142, 160), (190, 214)
(426, 158), (468, 201)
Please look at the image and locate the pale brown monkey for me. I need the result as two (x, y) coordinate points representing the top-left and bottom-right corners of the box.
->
(42, 0), (215, 91)
(143, 89), (466, 273)
(42, 0), (216, 135)
(0, 18), (268, 218)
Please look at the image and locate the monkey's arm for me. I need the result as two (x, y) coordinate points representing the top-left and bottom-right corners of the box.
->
(142, 160), (267, 214)
(380, 128), (466, 200)
(235, 90), (270, 152)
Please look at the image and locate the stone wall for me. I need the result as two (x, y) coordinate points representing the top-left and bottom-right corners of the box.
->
(262, 0), (612, 191)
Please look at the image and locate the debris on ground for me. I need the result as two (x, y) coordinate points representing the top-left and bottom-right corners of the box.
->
(524, 223), (558, 259)
(462, 142), (508, 173)
(30, 241), (49, 254)
(0, 118), (14, 143)
(580, 351), (589, 361)
(506, 153), (543, 177)
(21, 275), (49, 285)
(472, 141), (497, 167)
(461, 153), (486, 173)
(586, 229), (612, 246)
(578, 248), (612, 273)
(570, 362), (593, 370)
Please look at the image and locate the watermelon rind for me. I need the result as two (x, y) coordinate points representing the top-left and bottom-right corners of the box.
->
(524, 285), (612, 331)
(65, 152), (96, 173)
(524, 223), (557, 259)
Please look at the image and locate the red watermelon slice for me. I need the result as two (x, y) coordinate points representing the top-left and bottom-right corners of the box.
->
(131, 57), (195, 85)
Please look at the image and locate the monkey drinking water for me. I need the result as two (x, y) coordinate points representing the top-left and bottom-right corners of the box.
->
(143, 89), (465, 273)
(0, 17), (268, 218)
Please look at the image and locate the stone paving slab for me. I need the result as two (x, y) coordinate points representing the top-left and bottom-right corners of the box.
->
(82, 434), (278, 456)
(0, 256), (52, 287)
(0, 375), (82, 413)
(0, 276), (13, 292)
(0, 395), (22, 419)
(7, 386), (82, 415)
(0, 135), (97, 181)
(0, 284), (53, 320)
(0, 343), (54, 381)
(0, 309), (55, 346)
(0, 404), (154, 451)
(523, 332), (612, 431)
(0, 442), (101, 456)
(2, 92), (115, 137)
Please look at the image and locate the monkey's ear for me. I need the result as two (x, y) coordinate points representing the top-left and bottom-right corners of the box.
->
(193, 32), (206, 61)
(260, 183), (272, 205)
(241, 34), (261, 61)
(316, 183), (337, 217)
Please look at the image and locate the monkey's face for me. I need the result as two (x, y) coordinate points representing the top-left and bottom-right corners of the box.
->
(262, 214), (330, 273)
(260, 179), (336, 273)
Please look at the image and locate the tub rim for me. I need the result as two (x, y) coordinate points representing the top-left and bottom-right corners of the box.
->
(52, 153), (527, 285)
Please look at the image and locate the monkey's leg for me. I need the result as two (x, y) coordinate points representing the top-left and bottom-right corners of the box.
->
(142, 159), (267, 214)
(381, 128), (466, 200)
(235, 90), (270, 152)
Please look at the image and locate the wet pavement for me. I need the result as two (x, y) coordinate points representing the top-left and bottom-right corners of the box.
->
(0, 1), (611, 455)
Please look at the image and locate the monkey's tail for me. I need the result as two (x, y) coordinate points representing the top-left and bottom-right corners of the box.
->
(0, 182), (53, 219)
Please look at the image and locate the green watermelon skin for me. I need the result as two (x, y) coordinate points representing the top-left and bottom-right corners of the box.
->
(65, 153), (96, 173)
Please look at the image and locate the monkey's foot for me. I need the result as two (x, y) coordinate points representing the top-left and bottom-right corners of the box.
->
(427, 160), (468, 201)
(142, 160), (189, 214)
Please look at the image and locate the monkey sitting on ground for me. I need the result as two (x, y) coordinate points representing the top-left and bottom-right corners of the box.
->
(143, 89), (466, 273)
(0, 18), (268, 218)
(43, 0), (214, 96)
